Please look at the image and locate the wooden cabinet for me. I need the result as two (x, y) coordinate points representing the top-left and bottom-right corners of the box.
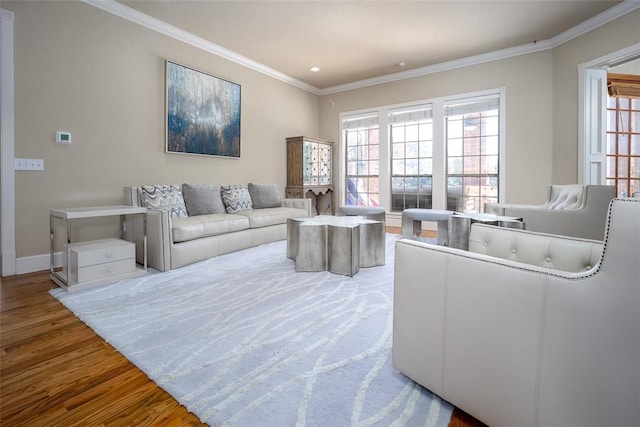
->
(286, 136), (334, 215)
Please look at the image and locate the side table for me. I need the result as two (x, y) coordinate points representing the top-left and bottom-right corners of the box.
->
(448, 212), (525, 250)
(50, 205), (147, 292)
(287, 215), (385, 276)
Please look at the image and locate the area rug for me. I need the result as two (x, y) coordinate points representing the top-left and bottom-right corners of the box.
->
(51, 234), (452, 427)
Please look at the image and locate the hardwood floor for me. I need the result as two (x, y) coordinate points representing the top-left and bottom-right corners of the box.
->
(1, 272), (205, 426)
(1, 243), (483, 426)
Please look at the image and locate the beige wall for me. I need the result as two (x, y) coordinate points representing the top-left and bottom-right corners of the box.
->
(610, 57), (640, 75)
(552, 8), (640, 184)
(319, 52), (555, 205)
(5, 2), (638, 265)
(319, 8), (640, 206)
(6, 1), (319, 259)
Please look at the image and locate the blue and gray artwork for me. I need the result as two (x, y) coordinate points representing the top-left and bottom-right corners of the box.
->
(167, 61), (241, 157)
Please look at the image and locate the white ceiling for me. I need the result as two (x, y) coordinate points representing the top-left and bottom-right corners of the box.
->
(117, 1), (632, 91)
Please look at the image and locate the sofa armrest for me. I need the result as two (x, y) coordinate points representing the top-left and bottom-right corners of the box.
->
(146, 210), (172, 272)
(281, 198), (312, 217)
(125, 209), (171, 272)
(124, 186), (142, 207)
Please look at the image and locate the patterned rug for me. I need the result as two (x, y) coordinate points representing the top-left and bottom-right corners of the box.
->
(51, 234), (452, 427)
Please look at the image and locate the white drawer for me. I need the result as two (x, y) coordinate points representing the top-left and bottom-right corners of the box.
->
(72, 258), (136, 284)
(62, 238), (136, 285)
(68, 238), (135, 268)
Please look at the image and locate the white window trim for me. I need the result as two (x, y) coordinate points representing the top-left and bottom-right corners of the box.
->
(339, 88), (506, 219)
(1, 9), (16, 276)
(578, 42), (640, 185)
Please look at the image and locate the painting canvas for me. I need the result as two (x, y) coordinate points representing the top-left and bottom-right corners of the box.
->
(166, 60), (241, 158)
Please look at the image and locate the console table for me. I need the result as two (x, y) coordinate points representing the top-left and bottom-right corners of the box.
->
(50, 205), (147, 292)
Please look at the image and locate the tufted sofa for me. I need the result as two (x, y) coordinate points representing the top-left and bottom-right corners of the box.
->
(393, 198), (640, 427)
(124, 183), (311, 271)
(484, 184), (615, 240)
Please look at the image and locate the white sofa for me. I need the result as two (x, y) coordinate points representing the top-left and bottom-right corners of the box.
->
(393, 198), (640, 427)
(124, 183), (311, 271)
(484, 184), (616, 240)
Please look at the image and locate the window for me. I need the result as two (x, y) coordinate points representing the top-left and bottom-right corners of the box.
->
(341, 89), (504, 214)
(445, 97), (500, 213)
(606, 94), (640, 197)
(344, 114), (380, 206)
(390, 105), (434, 211)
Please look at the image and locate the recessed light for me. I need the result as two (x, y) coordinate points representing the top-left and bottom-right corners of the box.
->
(310, 66), (320, 72)
(397, 61), (406, 67)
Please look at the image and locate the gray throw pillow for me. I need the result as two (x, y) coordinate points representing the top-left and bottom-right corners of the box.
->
(182, 183), (226, 216)
(248, 183), (281, 209)
(220, 184), (253, 213)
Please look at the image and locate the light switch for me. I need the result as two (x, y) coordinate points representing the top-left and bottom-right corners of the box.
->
(15, 158), (44, 171)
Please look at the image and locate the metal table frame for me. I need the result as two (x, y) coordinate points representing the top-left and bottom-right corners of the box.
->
(49, 205), (147, 290)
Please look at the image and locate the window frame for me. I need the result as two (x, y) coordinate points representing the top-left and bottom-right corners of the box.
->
(339, 88), (506, 217)
(444, 96), (502, 213)
(389, 104), (435, 211)
(605, 94), (640, 197)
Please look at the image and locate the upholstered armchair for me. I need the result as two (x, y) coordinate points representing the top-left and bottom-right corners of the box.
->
(484, 184), (615, 240)
(393, 198), (639, 427)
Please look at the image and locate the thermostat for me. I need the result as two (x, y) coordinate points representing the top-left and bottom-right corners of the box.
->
(56, 131), (71, 144)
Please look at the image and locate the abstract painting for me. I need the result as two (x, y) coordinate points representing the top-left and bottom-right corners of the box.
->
(166, 60), (241, 158)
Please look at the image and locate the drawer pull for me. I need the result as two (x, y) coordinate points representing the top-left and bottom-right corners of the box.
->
(105, 252), (113, 259)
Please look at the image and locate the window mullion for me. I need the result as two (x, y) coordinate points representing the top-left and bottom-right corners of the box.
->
(431, 99), (446, 210)
(378, 108), (390, 211)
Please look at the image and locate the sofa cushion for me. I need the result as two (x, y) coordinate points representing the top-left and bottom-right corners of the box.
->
(140, 185), (188, 218)
(248, 183), (281, 209)
(235, 206), (308, 228)
(171, 214), (250, 243)
(182, 183), (226, 216)
(220, 184), (253, 213)
(545, 185), (583, 210)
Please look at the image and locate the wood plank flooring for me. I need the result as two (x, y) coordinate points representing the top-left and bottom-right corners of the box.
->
(1, 236), (483, 426)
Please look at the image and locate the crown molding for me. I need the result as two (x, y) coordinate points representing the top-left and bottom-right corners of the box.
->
(548, 0), (640, 48)
(319, 1), (640, 95)
(1, 8), (15, 20)
(318, 41), (552, 95)
(82, 0), (321, 95)
(83, 0), (639, 97)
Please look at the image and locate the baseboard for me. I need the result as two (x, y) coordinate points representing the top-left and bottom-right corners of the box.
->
(1, 249), (17, 276)
(16, 252), (62, 275)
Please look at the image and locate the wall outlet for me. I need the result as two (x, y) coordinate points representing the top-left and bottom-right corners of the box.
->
(15, 158), (44, 171)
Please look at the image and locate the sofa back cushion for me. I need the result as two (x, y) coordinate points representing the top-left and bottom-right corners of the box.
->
(139, 184), (188, 218)
(182, 183), (226, 216)
(544, 184), (583, 210)
(469, 224), (603, 272)
(220, 184), (253, 213)
(248, 183), (281, 209)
